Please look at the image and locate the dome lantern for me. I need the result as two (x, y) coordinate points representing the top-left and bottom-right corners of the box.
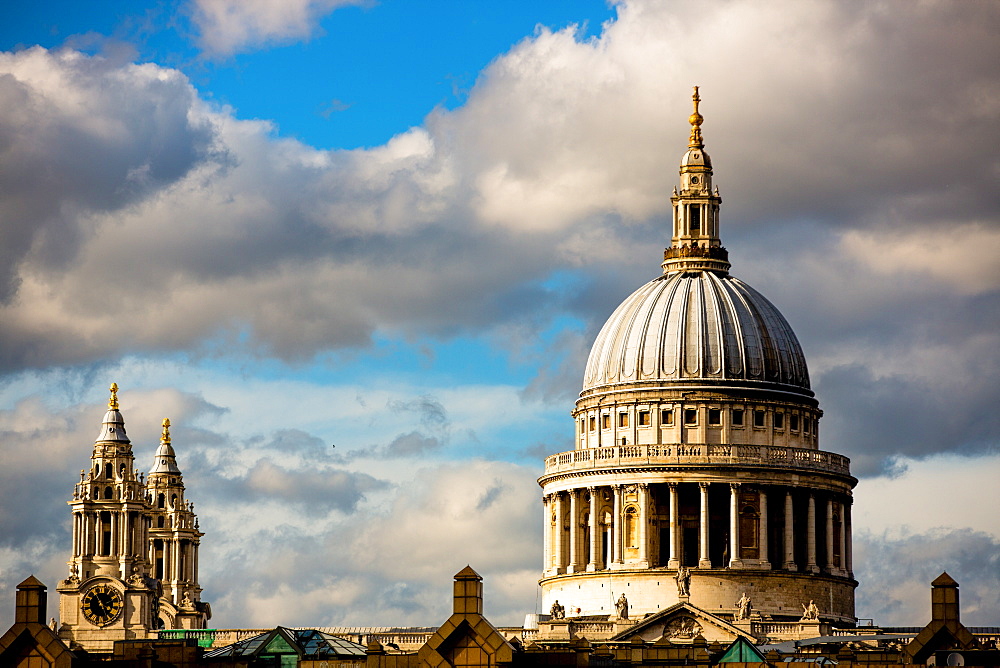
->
(663, 87), (730, 275)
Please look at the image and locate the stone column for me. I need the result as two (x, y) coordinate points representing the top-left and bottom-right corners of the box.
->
(588, 487), (601, 571)
(845, 500), (854, 578)
(612, 485), (623, 568)
(668, 483), (680, 568)
(729, 483), (741, 568)
(806, 493), (819, 573)
(783, 491), (796, 571)
(556, 493), (567, 573)
(638, 483), (650, 568)
(111, 511), (118, 557)
(759, 489), (769, 568)
(838, 501), (847, 575)
(698, 482), (711, 568)
(172, 537), (181, 582)
(825, 497), (836, 573)
(542, 495), (551, 573)
(72, 512), (80, 558)
(568, 489), (581, 572)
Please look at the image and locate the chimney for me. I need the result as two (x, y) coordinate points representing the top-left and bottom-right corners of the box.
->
(15, 576), (47, 625)
(453, 566), (483, 615)
(931, 572), (960, 624)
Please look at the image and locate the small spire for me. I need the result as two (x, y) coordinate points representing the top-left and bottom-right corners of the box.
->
(688, 86), (704, 148)
(161, 418), (171, 444)
(108, 383), (119, 410)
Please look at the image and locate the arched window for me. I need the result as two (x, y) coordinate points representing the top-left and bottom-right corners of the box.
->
(105, 466), (113, 479)
(104, 486), (113, 500)
(157, 516), (165, 528)
(157, 493), (165, 509)
(624, 506), (638, 548)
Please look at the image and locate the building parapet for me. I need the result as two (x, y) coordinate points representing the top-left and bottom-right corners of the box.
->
(543, 443), (851, 477)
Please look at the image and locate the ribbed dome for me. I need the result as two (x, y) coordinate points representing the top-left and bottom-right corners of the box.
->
(583, 271), (810, 395)
(680, 146), (712, 169)
(95, 409), (130, 443)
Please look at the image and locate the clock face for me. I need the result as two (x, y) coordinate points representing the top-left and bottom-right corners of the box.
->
(81, 585), (123, 626)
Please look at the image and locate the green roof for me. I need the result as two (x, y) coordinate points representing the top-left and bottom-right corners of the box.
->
(204, 627), (367, 659)
(717, 636), (766, 663)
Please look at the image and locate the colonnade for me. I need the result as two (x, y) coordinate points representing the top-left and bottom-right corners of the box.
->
(72, 508), (151, 563)
(149, 536), (199, 586)
(543, 482), (852, 579)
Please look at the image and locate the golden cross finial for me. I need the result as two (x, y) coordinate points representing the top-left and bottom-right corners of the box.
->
(688, 86), (704, 148)
(108, 383), (119, 410)
(161, 418), (171, 444)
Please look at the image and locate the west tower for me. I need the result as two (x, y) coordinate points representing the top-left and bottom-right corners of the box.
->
(56, 384), (209, 653)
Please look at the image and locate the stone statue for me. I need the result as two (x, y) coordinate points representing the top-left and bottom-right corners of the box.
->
(550, 599), (565, 620)
(675, 565), (691, 597)
(181, 592), (194, 609)
(49, 617), (57, 630)
(801, 600), (820, 621)
(665, 616), (702, 639)
(615, 593), (629, 620)
(127, 565), (146, 587)
(735, 592), (751, 620)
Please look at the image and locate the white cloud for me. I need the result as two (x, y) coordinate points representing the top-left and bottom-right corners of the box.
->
(840, 224), (1000, 296)
(190, 0), (364, 57)
(2, 2), (999, 377)
(854, 454), (1000, 538)
(1, 0), (999, 631)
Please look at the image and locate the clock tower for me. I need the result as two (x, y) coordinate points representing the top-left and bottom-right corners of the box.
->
(54, 384), (201, 652)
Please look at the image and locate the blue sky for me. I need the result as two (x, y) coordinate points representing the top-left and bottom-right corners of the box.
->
(5, 1), (614, 148)
(0, 0), (998, 631)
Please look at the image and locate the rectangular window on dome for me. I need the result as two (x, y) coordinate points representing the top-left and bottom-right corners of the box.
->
(639, 411), (651, 426)
(804, 417), (810, 434)
(774, 412), (785, 429)
(708, 408), (722, 425)
(790, 414), (800, 431)
(813, 419), (819, 436)
(661, 409), (674, 426)
(754, 410), (766, 428)
(732, 409), (744, 426)
(589, 416), (596, 431)
(690, 205), (701, 231)
(602, 414), (610, 430)
(684, 408), (698, 425)
(618, 412), (629, 428)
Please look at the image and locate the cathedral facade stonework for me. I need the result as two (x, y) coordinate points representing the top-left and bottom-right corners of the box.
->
(538, 89), (857, 625)
(55, 384), (210, 653)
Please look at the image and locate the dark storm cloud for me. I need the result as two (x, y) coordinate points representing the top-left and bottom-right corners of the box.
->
(816, 363), (1000, 477)
(0, 47), (215, 303)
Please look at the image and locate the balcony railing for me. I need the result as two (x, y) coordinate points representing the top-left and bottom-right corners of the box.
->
(543, 443), (851, 476)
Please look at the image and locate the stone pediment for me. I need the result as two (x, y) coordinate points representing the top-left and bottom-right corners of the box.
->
(611, 602), (753, 644)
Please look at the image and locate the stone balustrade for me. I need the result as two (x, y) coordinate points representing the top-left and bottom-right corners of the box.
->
(544, 443), (851, 477)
